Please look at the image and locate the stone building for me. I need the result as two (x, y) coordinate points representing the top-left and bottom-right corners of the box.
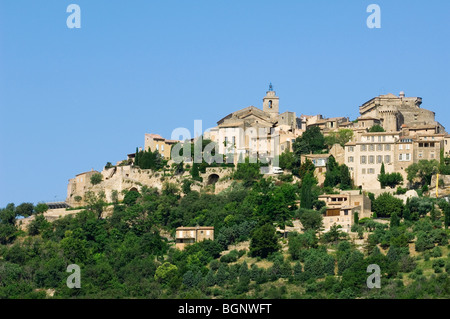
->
(345, 132), (400, 189)
(206, 84), (304, 164)
(301, 153), (331, 186)
(144, 133), (179, 159)
(359, 92), (445, 132)
(175, 226), (214, 250)
(319, 191), (372, 233)
(345, 130), (446, 189)
(66, 169), (101, 206)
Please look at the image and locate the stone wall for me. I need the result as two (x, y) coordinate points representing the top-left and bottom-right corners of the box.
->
(67, 165), (236, 206)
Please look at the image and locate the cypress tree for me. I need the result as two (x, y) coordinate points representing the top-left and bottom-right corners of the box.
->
(300, 171), (315, 209)
(390, 212), (400, 228)
(354, 211), (359, 225)
(403, 205), (411, 221)
(378, 162), (386, 188)
(135, 147), (139, 166)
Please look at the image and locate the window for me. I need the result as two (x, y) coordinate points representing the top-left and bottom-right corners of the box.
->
(383, 136), (386, 142)
(371, 136), (375, 142)
(377, 155), (382, 164)
(406, 144), (410, 150)
(224, 137), (228, 145)
(156, 144), (159, 151)
(369, 144), (375, 151)
(348, 146), (354, 152)
(399, 144), (403, 150)
(361, 156), (367, 164)
(232, 136), (236, 145)
(361, 145), (367, 151)
(406, 153), (410, 161)
(362, 168), (366, 174)
(377, 144), (382, 151)
(348, 156), (354, 163)
(368, 168), (375, 174)
(385, 155), (391, 163)
(369, 155), (374, 164)
(419, 152), (423, 158)
(161, 144), (165, 151)
(431, 153), (435, 159)
(399, 154), (403, 161)
(385, 144), (391, 151)
(378, 136), (382, 142)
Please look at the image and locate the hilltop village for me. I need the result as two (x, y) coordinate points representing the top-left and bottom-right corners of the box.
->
(4, 85), (450, 299)
(65, 86), (450, 235)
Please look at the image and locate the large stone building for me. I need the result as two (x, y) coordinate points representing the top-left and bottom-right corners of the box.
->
(359, 92), (445, 133)
(205, 84), (304, 164)
(344, 130), (446, 189)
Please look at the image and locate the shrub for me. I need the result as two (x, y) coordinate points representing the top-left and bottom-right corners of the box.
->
(431, 246), (442, 258)
(90, 173), (103, 185)
(220, 250), (240, 263)
(396, 186), (408, 195)
(249, 224), (280, 258)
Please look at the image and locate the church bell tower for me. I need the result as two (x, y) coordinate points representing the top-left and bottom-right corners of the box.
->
(262, 83), (279, 117)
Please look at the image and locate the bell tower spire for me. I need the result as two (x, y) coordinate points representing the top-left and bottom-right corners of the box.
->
(262, 83), (279, 117)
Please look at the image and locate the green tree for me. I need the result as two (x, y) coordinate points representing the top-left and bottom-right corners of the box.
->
(0, 205), (17, 244)
(154, 262), (179, 285)
(298, 208), (323, 232)
(293, 126), (325, 157)
(249, 223), (280, 258)
(233, 157), (262, 187)
(34, 203), (49, 214)
(84, 191), (107, 219)
(406, 159), (439, 187)
(322, 224), (347, 244)
(298, 159), (315, 179)
(123, 189), (141, 206)
(390, 212), (400, 228)
(288, 230), (318, 260)
(28, 214), (51, 236)
(15, 203), (34, 217)
(90, 173), (103, 185)
(279, 150), (296, 171)
(300, 171), (316, 209)
(339, 164), (352, 190)
(372, 192), (404, 217)
(368, 124), (385, 132)
(324, 129), (354, 147)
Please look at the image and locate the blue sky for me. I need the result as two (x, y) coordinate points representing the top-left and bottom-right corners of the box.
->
(0, 0), (449, 206)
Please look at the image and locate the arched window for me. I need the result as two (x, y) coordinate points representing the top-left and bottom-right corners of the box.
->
(269, 100), (273, 108)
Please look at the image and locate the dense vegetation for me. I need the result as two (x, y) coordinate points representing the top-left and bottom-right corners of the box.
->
(1, 165), (450, 299)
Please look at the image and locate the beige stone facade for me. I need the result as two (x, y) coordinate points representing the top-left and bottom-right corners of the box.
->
(359, 92), (444, 132)
(345, 129), (446, 190)
(144, 133), (179, 159)
(66, 170), (101, 206)
(206, 86), (304, 165)
(320, 192), (372, 233)
(175, 226), (214, 250)
(345, 132), (399, 189)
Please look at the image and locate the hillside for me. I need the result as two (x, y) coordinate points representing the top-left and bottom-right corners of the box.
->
(1, 166), (450, 299)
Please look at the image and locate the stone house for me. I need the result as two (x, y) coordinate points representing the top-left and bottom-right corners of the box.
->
(175, 226), (214, 250)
